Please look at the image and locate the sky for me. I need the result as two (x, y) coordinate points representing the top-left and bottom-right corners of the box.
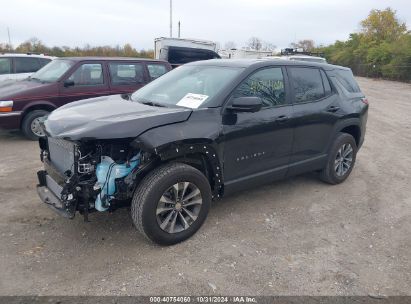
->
(0, 0), (410, 51)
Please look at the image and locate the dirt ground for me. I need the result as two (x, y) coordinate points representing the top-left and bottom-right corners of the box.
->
(0, 77), (410, 296)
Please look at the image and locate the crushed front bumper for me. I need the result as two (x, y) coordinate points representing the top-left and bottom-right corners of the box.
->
(36, 170), (75, 219)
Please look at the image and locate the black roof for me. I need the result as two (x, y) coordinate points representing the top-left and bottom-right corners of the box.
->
(187, 59), (349, 71)
(56, 56), (167, 63)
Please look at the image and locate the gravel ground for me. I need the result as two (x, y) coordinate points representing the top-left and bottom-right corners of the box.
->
(0, 77), (410, 296)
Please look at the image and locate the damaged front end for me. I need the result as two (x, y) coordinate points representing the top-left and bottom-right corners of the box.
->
(37, 136), (151, 221)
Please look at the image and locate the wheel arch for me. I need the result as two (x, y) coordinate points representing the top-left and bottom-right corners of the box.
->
(20, 101), (56, 127)
(338, 122), (361, 147)
(132, 139), (223, 199)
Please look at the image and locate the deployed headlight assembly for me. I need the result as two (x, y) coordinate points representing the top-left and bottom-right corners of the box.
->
(0, 100), (13, 112)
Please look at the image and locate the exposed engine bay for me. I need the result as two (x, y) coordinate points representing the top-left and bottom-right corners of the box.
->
(37, 137), (152, 221)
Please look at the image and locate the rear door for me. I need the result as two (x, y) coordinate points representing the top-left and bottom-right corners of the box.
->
(287, 66), (340, 175)
(59, 61), (109, 106)
(108, 61), (148, 94)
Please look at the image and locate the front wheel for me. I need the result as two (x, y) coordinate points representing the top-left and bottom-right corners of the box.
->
(21, 110), (49, 140)
(320, 132), (357, 184)
(131, 163), (211, 245)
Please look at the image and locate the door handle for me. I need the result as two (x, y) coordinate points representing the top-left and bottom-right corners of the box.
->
(326, 105), (340, 113)
(276, 115), (289, 123)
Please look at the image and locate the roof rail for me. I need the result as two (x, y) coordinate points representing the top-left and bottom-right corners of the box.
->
(281, 48), (324, 57)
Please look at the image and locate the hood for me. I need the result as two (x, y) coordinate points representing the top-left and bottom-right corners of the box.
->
(44, 95), (192, 140)
(0, 79), (56, 100)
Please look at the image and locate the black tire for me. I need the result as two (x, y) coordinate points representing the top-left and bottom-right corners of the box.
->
(131, 162), (211, 245)
(21, 110), (49, 140)
(319, 132), (357, 184)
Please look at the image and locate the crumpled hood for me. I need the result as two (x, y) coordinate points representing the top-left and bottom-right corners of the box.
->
(44, 95), (192, 140)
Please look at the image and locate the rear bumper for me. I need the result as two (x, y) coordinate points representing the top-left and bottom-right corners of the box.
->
(0, 111), (22, 129)
(36, 170), (75, 219)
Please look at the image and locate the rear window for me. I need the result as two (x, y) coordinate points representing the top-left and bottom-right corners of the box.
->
(0, 58), (11, 75)
(289, 67), (325, 103)
(335, 69), (361, 93)
(14, 57), (41, 73)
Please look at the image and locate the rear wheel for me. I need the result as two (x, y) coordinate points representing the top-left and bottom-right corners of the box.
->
(320, 132), (357, 184)
(21, 110), (49, 140)
(131, 163), (211, 245)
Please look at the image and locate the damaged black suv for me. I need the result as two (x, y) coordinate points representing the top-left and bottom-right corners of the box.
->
(37, 59), (368, 245)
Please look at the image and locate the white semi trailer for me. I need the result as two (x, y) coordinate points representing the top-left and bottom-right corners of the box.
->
(154, 37), (218, 60)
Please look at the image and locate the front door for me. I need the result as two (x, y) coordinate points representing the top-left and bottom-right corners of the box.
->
(59, 62), (110, 107)
(222, 66), (294, 192)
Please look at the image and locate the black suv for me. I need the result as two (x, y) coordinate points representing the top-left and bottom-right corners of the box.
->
(36, 59), (368, 245)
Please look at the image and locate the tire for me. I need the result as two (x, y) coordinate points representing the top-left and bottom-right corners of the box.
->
(21, 110), (49, 140)
(131, 162), (211, 245)
(319, 132), (357, 184)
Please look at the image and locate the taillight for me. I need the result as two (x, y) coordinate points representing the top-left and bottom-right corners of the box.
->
(361, 97), (369, 105)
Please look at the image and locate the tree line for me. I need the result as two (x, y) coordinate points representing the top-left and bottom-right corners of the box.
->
(314, 8), (411, 81)
(0, 39), (154, 59)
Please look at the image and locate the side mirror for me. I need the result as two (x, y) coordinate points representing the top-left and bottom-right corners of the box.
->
(63, 80), (75, 87)
(227, 97), (262, 113)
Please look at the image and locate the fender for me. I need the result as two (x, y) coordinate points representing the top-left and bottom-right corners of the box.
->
(131, 108), (224, 198)
(22, 100), (57, 113)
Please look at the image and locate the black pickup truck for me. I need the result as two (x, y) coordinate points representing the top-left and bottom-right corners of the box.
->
(36, 59), (368, 245)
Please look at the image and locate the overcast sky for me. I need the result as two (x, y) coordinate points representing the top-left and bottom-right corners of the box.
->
(1, 0), (410, 50)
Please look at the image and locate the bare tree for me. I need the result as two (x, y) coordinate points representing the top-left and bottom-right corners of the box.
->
(224, 41), (237, 50)
(247, 37), (262, 50)
(261, 41), (276, 51)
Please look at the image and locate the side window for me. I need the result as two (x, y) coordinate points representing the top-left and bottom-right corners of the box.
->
(109, 63), (144, 85)
(233, 67), (286, 107)
(335, 69), (361, 93)
(147, 64), (167, 80)
(68, 63), (104, 86)
(289, 67), (325, 103)
(0, 58), (11, 75)
(320, 70), (332, 95)
(14, 57), (41, 73)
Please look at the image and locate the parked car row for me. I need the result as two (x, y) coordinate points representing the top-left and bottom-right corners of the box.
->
(0, 57), (171, 139)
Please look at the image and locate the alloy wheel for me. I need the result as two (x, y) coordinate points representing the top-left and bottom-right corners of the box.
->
(156, 182), (202, 234)
(30, 117), (45, 137)
(334, 143), (353, 177)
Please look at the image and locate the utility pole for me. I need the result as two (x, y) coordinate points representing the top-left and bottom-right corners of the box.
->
(169, 0), (173, 37)
(178, 21), (181, 38)
(7, 27), (12, 50)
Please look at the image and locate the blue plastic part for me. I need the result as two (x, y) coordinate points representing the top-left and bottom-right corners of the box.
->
(95, 154), (140, 211)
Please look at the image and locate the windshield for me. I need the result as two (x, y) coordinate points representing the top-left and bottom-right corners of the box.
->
(131, 65), (243, 108)
(30, 59), (74, 82)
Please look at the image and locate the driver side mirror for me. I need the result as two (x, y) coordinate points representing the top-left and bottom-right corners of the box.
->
(227, 97), (262, 113)
(63, 80), (75, 88)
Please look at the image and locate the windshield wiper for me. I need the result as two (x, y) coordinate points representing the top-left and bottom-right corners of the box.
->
(140, 100), (166, 107)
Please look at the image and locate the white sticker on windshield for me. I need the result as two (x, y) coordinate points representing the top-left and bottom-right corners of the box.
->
(177, 93), (209, 108)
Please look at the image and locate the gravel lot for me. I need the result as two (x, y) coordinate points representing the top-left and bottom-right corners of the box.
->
(0, 77), (410, 296)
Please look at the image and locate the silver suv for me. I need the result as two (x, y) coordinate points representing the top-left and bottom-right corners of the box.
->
(0, 53), (55, 82)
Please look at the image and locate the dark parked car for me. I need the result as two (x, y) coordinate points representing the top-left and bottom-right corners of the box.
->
(0, 57), (171, 139)
(36, 59), (368, 245)
(160, 46), (221, 68)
